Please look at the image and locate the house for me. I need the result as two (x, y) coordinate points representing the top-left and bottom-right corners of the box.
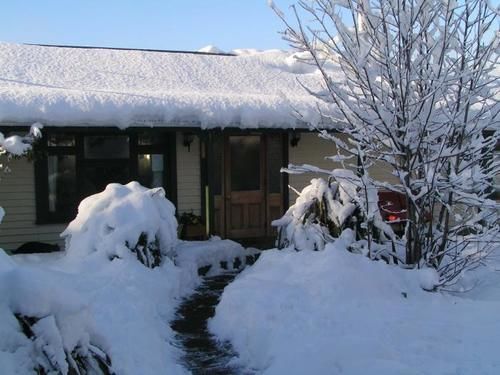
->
(0, 42), (398, 250)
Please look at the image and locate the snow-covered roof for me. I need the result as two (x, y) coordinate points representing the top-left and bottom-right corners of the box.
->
(0, 42), (327, 129)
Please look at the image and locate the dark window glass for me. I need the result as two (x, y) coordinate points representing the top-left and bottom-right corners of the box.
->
(267, 134), (283, 194)
(138, 133), (163, 146)
(230, 135), (260, 191)
(138, 154), (164, 188)
(48, 135), (75, 147)
(84, 136), (129, 159)
(47, 155), (77, 214)
(82, 162), (130, 198)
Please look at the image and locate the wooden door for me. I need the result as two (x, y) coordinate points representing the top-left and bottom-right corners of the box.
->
(224, 135), (266, 238)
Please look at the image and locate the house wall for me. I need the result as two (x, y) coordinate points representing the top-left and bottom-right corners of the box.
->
(0, 157), (66, 251)
(175, 132), (201, 216)
(287, 132), (398, 206)
(0, 132), (203, 252)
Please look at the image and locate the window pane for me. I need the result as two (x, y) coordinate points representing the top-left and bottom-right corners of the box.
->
(48, 134), (75, 147)
(48, 155), (77, 214)
(138, 133), (163, 146)
(82, 162), (130, 197)
(267, 134), (283, 194)
(84, 136), (129, 159)
(138, 154), (164, 188)
(230, 136), (260, 191)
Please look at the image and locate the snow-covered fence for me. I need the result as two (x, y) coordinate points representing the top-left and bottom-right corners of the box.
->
(62, 182), (178, 268)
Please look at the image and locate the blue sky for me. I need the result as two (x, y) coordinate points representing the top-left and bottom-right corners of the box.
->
(0, 0), (296, 52)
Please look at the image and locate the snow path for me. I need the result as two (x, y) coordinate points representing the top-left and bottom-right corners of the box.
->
(171, 272), (254, 375)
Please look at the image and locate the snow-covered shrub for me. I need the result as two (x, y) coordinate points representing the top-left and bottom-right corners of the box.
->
(0, 123), (42, 158)
(62, 182), (178, 268)
(274, 169), (397, 260)
(273, 176), (359, 251)
(0, 250), (112, 375)
(0, 123), (42, 230)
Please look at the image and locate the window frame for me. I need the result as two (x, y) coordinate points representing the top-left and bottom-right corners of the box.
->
(35, 129), (177, 224)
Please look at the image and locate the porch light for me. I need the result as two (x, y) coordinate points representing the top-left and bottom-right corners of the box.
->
(183, 132), (195, 152)
(290, 131), (301, 147)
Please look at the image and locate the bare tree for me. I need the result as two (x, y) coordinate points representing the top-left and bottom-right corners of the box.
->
(272, 0), (499, 285)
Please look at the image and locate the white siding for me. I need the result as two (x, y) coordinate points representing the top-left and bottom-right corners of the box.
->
(0, 157), (66, 251)
(287, 132), (398, 205)
(175, 132), (202, 216)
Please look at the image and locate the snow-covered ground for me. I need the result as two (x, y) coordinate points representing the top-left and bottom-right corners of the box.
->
(0, 181), (256, 374)
(0, 236), (253, 375)
(210, 239), (500, 374)
(0, 249), (195, 375)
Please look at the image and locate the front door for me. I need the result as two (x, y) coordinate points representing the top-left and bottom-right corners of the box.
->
(211, 133), (285, 240)
(224, 135), (266, 238)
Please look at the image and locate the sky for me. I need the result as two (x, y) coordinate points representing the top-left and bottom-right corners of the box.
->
(0, 0), (296, 52)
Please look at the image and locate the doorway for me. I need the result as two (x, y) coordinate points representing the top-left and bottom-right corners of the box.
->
(211, 133), (286, 241)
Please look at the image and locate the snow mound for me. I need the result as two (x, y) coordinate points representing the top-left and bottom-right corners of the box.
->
(198, 45), (226, 54)
(418, 267), (440, 291)
(210, 242), (500, 374)
(62, 182), (178, 264)
(175, 237), (259, 275)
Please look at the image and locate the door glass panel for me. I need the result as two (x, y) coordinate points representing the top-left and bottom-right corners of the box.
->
(47, 155), (77, 213)
(48, 134), (75, 147)
(212, 135), (223, 195)
(84, 136), (129, 159)
(267, 134), (283, 194)
(230, 136), (260, 191)
(138, 132), (164, 146)
(138, 154), (164, 188)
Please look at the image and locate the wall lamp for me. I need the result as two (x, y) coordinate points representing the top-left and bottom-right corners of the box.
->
(183, 132), (195, 152)
(290, 131), (301, 147)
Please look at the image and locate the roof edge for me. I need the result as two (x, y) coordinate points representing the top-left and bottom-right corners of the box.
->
(24, 43), (236, 57)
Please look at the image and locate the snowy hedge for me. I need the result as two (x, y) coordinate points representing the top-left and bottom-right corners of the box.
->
(62, 182), (178, 268)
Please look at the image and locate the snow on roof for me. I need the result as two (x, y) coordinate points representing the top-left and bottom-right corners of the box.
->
(0, 42), (329, 129)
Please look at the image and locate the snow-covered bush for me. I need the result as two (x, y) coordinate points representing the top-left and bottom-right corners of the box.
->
(273, 176), (357, 251)
(0, 123), (42, 158)
(62, 182), (178, 268)
(0, 123), (42, 227)
(0, 250), (112, 374)
(273, 169), (396, 256)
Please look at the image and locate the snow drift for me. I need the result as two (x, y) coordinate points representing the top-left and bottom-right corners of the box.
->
(210, 239), (500, 374)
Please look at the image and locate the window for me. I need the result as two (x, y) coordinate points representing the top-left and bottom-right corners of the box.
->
(84, 135), (129, 159)
(35, 131), (176, 223)
(47, 155), (77, 214)
(138, 154), (164, 188)
(42, 135), (78, 221)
